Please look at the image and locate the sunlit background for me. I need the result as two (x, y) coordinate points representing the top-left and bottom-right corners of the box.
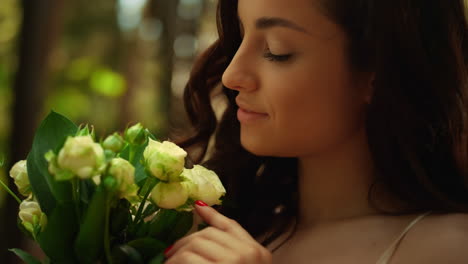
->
(0, 0), (218, 262)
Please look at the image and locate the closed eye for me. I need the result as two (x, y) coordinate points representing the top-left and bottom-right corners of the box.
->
(263, 49), (293, 62)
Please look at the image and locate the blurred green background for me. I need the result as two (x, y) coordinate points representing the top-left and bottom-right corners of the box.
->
(0, 0), (218, 262)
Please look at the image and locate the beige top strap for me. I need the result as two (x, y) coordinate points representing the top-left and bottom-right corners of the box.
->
(375, 211), (432, 264)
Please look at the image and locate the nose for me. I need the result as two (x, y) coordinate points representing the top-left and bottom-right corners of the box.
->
(221, 46), (258, 92)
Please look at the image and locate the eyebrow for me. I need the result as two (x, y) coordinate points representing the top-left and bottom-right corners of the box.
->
(238, 15), (310, 35)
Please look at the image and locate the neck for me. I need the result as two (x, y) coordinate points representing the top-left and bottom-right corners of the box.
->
(296, 127), (380, 230)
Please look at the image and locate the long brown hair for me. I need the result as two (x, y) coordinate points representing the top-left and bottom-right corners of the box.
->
(176, 0), (468, 251)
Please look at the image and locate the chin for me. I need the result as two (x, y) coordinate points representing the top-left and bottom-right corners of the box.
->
(240, 136), (286, 157)
(240, 136), (269, 156)
(240, 134), (315, 158)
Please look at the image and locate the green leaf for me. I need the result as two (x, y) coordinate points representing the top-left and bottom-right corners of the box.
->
(75, 124), (91, 137)
(137, 176), (158, 197)
(26, 153), (56, 215)
(112, 245), (143, 264)
(110, 199), (131, 234)
(146, 130), (158, 141)
(79, 179), (96, 205)
(127, 238), (166, 261)
(134, 161), (149, 187)
(27, 111), (78, 214)
(24, 112), (79, 262)
(74, 185), (108, 263)
(134, 220), (150, 238)
(147, 209), (183, 242)
(120, 141), (150, 186)
(8, 248), (41, 264)
(36, 204), (78, 263)
(148, 253), (165, 264)
(78, 179), (96, 223)
(141, 203), (158, 219)
(128, 203), (159, 237)
(146, 210), (193, 244)
(166, 211), (194, 244)
(118, 144), (130, 160)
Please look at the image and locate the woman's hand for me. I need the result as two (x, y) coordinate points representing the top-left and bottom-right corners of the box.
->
(164, 200), (273, 264)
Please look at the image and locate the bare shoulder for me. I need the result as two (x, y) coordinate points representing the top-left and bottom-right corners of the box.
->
(393, 212), (468, 263)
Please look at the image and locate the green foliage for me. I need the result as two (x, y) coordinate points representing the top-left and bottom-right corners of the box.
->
(27, 111), (78, 213)
(119, 140), (151, 186)
(27, 111), (79, 263)
(7, 111), (223, 264)
(112, 245), (143, 264)
(74, 185), (108, 263)
(126, 238), (166, 261)
(37, 205), (78, 263)
(1, 0), (218, 262)
(8, 248), (41, 264)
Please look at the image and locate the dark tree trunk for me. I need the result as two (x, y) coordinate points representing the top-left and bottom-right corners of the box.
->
(1, 0), (64, 262)
(118, 38), (141, 129)
(151, 0), (178, 138)
(168, 0), (209, 135)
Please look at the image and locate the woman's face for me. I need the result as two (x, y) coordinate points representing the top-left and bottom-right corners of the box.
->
(222, 0), (373, 157)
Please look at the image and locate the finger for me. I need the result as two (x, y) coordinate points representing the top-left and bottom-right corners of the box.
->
(166, 227), (246, 258)
(166, 225), (273, 264)
(165, 251), (212, 264)
(166, 227), (268, 263)
(194, 201), (253, 241)
(166, 235), (229, 262)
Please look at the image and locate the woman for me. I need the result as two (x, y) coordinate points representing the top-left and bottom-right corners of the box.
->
(165, 0), (468, 263)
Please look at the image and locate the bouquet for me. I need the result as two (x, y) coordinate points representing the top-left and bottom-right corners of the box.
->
(1, 111), (226, 264)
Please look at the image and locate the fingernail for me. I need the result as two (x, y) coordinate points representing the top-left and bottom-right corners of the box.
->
(164, 245), (173, 255)
(195, 200), (208, 206)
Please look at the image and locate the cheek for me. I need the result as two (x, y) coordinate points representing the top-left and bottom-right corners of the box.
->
(241, 61), (366, 157)
(274, 91), (365, 156)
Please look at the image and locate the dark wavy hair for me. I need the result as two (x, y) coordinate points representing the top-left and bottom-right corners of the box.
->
(175, 0), (468, 251)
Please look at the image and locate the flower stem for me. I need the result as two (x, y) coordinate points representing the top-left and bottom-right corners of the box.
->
(0, 178), (21, 204)
(133, 177), (157, 225)
(104, 193), (113, 264)
(71, 178), (81, 221)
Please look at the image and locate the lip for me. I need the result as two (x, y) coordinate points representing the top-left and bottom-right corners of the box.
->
(235, 99), (269, 123)
(237, 108), (269, 123)
(235, 98), (268, 115)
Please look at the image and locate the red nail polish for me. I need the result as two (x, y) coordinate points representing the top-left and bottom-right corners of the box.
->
(195, 200), (208, 206)
(164, 245), (173, 255)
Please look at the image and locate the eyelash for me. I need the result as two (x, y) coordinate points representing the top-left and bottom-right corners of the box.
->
(263, 50), (292, 62)
(238, 31), (292, 63)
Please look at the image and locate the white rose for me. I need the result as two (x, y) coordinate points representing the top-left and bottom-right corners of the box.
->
(143, 139), (187, 182)
(108, 158), (137, 198)
(151, 182), (189, 209)
(19, 200), (47, 234)
(56, 135), (105, 179)
(9, 160), (31, 196)
(181, 165), (226, 206)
